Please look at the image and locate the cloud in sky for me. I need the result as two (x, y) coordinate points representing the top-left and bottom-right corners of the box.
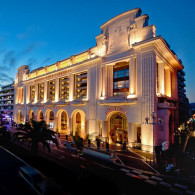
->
(41, 57), (51, 66)
(16, 26), (41, 40)
(0, 42), (40, 86)
(0, 72), (14, 86)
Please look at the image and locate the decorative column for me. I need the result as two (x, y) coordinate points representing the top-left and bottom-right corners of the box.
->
(44, 81), (48, 103)
(26, 85), (30, 104)
(107, 65), (113, 97)
(23, 85), (26, 105)
(69, 73), (74, 101)
(141, 51), (157, 149)
(55, 78), (59, 102)
(165, 67), (171, 97)
(34, 83), (38, 103)
(129, 58), (136, 95)
(69, 118), (72, 135)
(102, 121), (108, 139)
(128, 123), (135, 146)
(158, 62), (165, 95)
(101, 65), (107, 98)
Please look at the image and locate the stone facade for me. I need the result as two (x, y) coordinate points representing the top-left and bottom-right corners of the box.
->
(13, 8), (183, 151)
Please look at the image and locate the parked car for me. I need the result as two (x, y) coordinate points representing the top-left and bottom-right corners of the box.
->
(18, 165), (63, 195)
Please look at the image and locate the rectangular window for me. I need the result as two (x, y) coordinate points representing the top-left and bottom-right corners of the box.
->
(38, 83), (44, 102)
(59, 76), (69, 101)
(113, 62), (129, 96)
(48, 80), (55, 101)
(74, 72), (87, 100)
(30, 85), (35, 103)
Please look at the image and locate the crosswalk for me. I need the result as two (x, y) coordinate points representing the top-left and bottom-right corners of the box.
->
(120, 168), (195, 194)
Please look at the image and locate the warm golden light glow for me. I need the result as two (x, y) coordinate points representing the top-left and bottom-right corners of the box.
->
(60, 59), (70, 68)
(74, 52), (88, 64)
(37, 69), (46, 76)
(30, 72), (36, 79)
(127, 94), (136, 99)
(48, 64), (57, 72)
(100, 96), (106, 100)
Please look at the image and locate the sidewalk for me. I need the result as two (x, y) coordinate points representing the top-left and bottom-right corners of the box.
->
(61, 136), (153, 161)
(59, 136), (156, 171)
(7, 125), (155, 172)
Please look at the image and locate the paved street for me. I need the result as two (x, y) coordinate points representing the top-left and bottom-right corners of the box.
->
(3, 125), (195, 194)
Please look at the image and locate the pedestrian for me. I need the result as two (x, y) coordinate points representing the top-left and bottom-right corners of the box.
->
(106, 141), (109, 152)
(64, 139), (67, 148)
(123, 141), (126, 150)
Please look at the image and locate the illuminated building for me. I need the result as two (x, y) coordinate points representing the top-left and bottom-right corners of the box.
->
(13, 8), (183, 151)
(177, 69), (190, 125)
(0, 83), (14, 123)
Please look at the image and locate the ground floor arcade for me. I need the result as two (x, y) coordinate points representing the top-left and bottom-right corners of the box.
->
(14, 105), (176, 152)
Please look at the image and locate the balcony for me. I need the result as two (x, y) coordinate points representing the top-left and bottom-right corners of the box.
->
(61, 78), (69, 82)
(76, 80), (87, 84)
(76, 73), (87, 79)
(0, 99), (14, 102)
(0, 92), (14, 97)
(0, 103), (14, 106)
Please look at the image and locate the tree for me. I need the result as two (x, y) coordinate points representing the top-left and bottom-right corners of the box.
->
(13, 119), (58, 155)
(73, 133), (84, 152)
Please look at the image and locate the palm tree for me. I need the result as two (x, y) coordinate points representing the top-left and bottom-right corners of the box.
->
(13, 119), (58, 155)
(0, 126), (11, 144)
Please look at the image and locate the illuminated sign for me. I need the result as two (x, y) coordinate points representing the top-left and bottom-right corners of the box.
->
(105, 106), (128, 115)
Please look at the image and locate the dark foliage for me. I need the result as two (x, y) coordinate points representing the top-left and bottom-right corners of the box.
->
(13, 120), (58, 154)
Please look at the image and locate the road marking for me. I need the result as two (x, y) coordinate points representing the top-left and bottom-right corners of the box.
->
(132, 170), (142, 175)
(159, 181), (172, 188)
(170, 188), (183, 194)
(174, 183), (188, 190)
(139, 174), (149, 180)
(93, 162), (115, 170)
(151, 176), (163, 181)
(120, 168), (129, 173)
(117, 153), (143, 161)
(114, 153), (125, 166)
(116, 152), (159, 174)
(145, 179), (157, 186)
(71, 154), (77, 158)
(186, 190), (195, 195)
(126, 173), (143, 179)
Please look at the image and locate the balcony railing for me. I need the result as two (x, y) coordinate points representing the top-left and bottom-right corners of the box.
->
(0, 92), (14, 97)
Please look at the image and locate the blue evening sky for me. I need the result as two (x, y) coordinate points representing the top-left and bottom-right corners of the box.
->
(0, 0), (194, 102)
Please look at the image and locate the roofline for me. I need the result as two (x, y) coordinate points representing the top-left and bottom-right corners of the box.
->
(100, 8), (141, 29)
(133, 36), (183, 69)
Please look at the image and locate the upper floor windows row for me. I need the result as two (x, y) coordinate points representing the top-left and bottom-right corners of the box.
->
(27, 71), (87, 104)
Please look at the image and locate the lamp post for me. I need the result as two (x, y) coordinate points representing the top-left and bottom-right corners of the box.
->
(151, 111), (156, 168)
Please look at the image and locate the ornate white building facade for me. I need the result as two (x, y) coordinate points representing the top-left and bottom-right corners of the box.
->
(13, 8), (183, 151)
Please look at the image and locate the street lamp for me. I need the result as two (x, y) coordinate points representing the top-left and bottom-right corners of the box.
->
(151, 112), (156, 168)
(145, 111), (157, 168)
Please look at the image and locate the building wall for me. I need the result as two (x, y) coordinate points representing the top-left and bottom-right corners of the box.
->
(0, 83), (14, 123)
(13, 8), (183, 151)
